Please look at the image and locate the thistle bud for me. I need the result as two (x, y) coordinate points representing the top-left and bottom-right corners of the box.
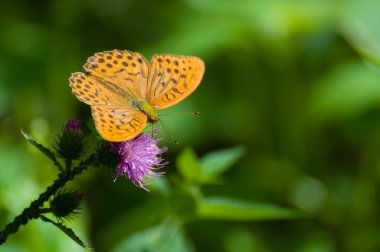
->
(50, 189), (83, 219)
(65, 119), (82, 132)
(55, 119), (85, 160)
(93, 141), (119, 169)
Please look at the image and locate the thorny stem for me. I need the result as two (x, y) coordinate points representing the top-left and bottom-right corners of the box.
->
(65, 159), (72, 176)
(38, 208), (52, 214)
(0, 154), (95, 245)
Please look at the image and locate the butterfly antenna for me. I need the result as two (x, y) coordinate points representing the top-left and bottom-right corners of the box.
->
(159, 112), (200, 117)
(158, 118), (179, 144)
(150, 122), (154, 137)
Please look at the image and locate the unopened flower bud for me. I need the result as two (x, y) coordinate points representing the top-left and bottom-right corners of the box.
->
(50, 190), (83, 219)
(55, 119), (85, 160)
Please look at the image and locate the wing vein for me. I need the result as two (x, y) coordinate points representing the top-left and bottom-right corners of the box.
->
(154, 68), (166, 96)
(159, 75), (172, 95)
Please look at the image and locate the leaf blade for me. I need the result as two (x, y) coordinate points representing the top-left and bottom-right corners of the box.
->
(200, 146), (245, 181)
(21, 130), (63, 171)
(176, 147), (202, 183)
(39, 215), (93, 251)
(197, 197), (303, 221)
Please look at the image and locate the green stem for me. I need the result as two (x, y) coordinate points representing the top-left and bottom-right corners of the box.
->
(65, 159), (72, 173)
(38, 208), (52, 214)
(0, 155), (94, 245)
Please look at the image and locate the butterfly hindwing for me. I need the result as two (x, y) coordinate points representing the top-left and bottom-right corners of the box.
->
(92, 106), (148, 142)
(148, 54), (205, 109)
(69, 72), (125, 106)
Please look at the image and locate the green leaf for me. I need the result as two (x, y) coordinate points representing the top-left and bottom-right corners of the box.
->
(200, 146), (245, 181)
(112, 218), (194, 252)
(307, 62), (380, 125)
(176, 147), (202, 183)
(21, 130), (63, 171)
(197, 197), (303, 221)
(39, 215), (93, 251)
(340, 0), (380, 66)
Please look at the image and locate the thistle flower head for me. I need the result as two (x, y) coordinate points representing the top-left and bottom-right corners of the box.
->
(111, 129), (168, 191)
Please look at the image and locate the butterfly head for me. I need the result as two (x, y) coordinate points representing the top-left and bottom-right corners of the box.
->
(147, 114), (160, 124)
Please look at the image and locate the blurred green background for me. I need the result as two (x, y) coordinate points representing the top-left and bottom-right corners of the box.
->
(2, 0), (380, 251)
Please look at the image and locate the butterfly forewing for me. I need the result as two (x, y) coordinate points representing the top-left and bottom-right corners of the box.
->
(148, 54), (205, 109)
(84, 50), (150, 99)
(92, 105), (147, 142)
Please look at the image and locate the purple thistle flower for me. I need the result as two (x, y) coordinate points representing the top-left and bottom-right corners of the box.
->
(111, 129), (168, 191)
(65, 119), (82, 132)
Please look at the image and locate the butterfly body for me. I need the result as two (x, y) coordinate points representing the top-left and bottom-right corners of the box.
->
(69, 49), (204, 142)
(132, 98), (160, 123)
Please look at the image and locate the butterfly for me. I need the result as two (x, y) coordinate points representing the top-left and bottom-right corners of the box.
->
(69, 50), (205, 142)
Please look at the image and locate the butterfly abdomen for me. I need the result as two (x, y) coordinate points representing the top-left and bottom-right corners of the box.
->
(133, 99), (160, 123)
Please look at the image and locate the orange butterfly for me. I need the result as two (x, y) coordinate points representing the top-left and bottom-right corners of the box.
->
(69, 50), (205, 142)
